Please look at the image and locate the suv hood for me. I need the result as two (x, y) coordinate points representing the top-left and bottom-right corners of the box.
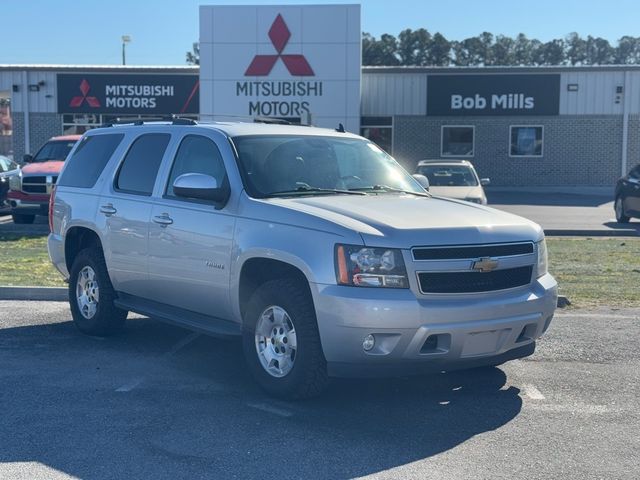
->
(21, 161), (64, 176)
(266, 194), (543, 248)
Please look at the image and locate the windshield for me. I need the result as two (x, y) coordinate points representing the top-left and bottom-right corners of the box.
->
(0, 156), (17, 173)
(33, 140), (76, 162)
(232, 135), (424, 198)
(416, 165), (479, 187)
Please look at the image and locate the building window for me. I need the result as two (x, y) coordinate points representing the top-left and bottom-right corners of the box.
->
(361, 116), (392, 154)
(441, 126), (474, 157)
(0, 95), (12, 159)
(510, 126), (543, 157)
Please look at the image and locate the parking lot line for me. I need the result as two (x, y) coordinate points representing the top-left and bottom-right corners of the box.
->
(115, 378), (144, 392)
(521, 383), (545, 400)
(162, 332), (200, 358)
(246, 402), (294, 418)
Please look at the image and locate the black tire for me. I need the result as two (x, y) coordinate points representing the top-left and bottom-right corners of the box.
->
(12, 213), (35, 224)
(68, 247), (127, 336)
(242, 278), (329, 400)
(615, 196), (630, 223)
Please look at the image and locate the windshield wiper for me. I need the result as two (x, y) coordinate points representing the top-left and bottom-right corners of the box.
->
(268, 185), (367, 197)
(349, 185), (431, 197)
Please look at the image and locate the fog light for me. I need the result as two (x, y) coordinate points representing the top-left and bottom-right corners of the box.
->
(363, 334), (375, 351)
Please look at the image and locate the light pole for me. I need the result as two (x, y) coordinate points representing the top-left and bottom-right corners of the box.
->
(121, 35), (131, 65)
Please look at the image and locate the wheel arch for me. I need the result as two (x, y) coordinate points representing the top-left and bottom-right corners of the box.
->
(64, 226), (104, 274)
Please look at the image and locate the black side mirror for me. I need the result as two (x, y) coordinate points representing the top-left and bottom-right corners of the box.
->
(23, 154), (33, 164)
(173, 173), (230, 204)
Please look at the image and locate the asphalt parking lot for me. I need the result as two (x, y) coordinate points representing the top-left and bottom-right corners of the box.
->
(1, 301), (638, 479)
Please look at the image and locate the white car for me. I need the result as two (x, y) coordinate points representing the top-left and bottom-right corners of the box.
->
(416, 159), (490, 205)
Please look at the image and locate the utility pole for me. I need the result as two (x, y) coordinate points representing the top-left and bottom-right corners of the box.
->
(121, 35), (131, 65)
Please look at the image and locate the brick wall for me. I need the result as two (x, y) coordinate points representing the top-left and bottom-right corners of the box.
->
(12, 112), (62, 161)
(626, 114), (640, 174)
(393, 115), (624, 186)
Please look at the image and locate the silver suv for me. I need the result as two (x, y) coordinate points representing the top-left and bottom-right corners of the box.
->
(48, 119), (557, 399)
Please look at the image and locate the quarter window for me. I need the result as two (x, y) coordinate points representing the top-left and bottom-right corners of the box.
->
(510, 126), (543, 157)
(115, 133), (170, 196)
(165, 135), (227, 198)
(58, 134), (124, 188)
(441, 126), (474, 157)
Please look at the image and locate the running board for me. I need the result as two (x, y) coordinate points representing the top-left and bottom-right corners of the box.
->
(114, 293), (241, 338)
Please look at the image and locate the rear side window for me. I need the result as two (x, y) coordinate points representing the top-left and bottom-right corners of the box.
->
(57, 134), (124, 188)
(115, 133), (170, 196)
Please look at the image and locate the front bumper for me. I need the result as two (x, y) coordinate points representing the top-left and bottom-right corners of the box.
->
(310, 273), (557, 377)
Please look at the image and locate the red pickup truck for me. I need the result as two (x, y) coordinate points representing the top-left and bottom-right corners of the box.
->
(8, 135), (81, 224)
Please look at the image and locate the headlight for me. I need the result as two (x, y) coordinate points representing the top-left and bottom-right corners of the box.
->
(9, 172), (21, 191)
(536, 239), (548, 278)
(335, 244), (409, 288)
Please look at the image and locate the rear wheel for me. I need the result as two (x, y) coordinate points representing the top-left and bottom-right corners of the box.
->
(68, 247), (127, 336)
(242, 278), (329, 400)
(615, 196), (630, 223)
(12, 214), (35, 224)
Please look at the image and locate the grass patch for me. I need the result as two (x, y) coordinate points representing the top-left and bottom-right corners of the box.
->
(0, 234), (638, 307)
(0, 233), (65, 287)
(547, 237), (640, 308)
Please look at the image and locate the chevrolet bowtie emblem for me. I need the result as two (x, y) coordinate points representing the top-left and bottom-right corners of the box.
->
(472, 257), (499, 273)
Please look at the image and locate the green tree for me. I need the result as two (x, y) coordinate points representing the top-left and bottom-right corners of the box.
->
(616, 36), (640, 64)
(534, 39), (565, 65)
(513, 34), (534, 65)
(585, 36), (615, 64)
(565, 33), (587, 65)
(427, 32), (451, 66)
(490, 35), (515, 65)
(186, 42), (200, 65)
(362, 33), (400, 66)
(398, 28), (431, 65)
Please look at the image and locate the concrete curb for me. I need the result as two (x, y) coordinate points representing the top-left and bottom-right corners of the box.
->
(0, 286), (67, 301)
(545, 229), (639, 237)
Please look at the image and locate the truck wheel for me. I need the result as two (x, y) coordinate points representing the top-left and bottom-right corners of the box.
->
(242, 278), (329, 400)
(615, 196), (630, 223)
(68, 247), (127, 336)
(12, 214), (35, 224)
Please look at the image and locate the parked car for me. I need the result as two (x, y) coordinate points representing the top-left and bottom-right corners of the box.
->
(614, 164), (640, 223)
(415, 159), (490, 205)
(0, 155), (20, 209)
(7, 134), (81, 224)
(48, 120), (557, 399)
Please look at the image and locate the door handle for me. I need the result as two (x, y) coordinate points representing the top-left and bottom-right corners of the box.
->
(152, 213), (173, 227)
(99, 204), (117, 216)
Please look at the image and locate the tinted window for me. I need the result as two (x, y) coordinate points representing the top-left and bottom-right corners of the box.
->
(57, 134), (124, 188)
(115, 133), (170, 195)
(33, 140), (77, 162)
(166, 135), (227, 198)
(510, 126), (543, 156)
(0, 156), (17, 172)
(442, 126), (474, 156)
(629, 166), (640, 179)
(417, 165), (479, 187)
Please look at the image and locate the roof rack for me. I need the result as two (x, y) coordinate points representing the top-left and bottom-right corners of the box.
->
(99, 115), (197, 128)
(253, 116), (291, 125)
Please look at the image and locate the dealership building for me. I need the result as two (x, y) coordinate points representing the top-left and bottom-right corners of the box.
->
(2, 3), (640, 187)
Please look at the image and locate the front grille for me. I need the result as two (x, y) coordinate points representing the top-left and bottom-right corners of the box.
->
(21, 175), (57, 194)
(418, 266), (533, 294)
(413, 242), (534, 260)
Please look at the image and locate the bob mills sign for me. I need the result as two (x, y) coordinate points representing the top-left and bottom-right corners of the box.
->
(199, 4), (361, 133)
(427, 74), (560, 116)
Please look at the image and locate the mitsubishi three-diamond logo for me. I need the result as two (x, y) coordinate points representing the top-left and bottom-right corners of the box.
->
(245, 14), (314, 76)
(69, 79), (101, 108)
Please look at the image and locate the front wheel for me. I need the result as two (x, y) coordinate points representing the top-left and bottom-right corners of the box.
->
(615, 196), (630, 223)
(68, 247), (128, 336)
(242, 278), (329, 400)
